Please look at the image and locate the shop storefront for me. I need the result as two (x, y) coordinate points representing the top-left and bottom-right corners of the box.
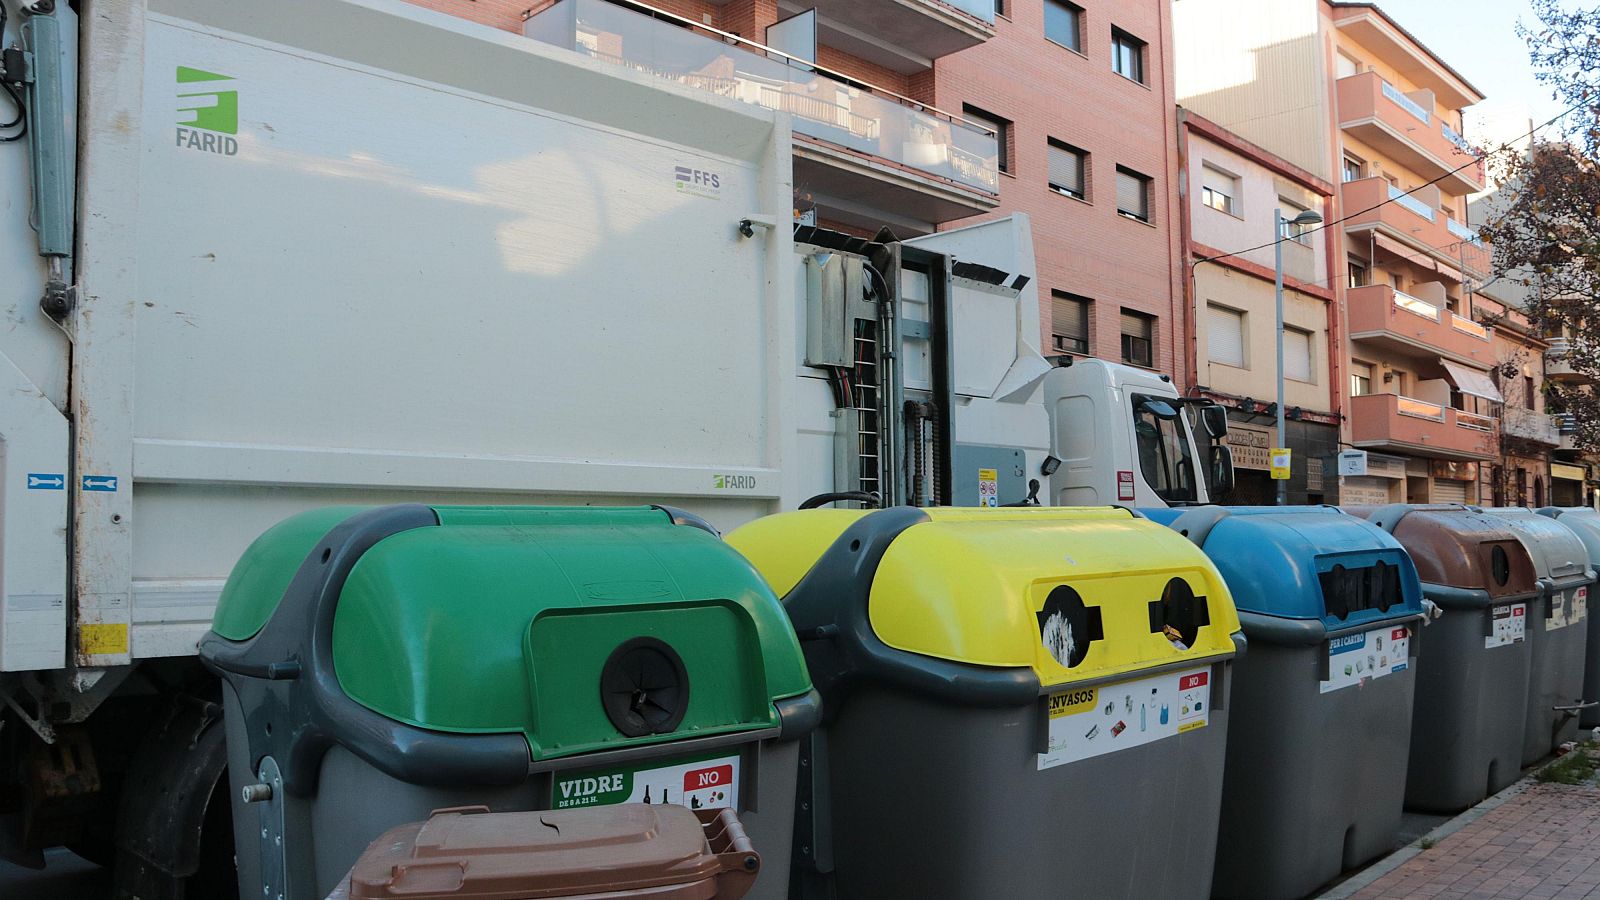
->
(1222, 416), (1339, 505)
(1553, 462), (1588, 507)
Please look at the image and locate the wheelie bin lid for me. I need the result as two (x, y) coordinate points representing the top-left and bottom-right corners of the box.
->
(1342, 505), (1540, 609)
(334, 804), (761, 899)
(202, 505), (817, 768)
(1140, 506), (1423, 643)
(1481, 507), (1595, 594)
(1540, 507), (1600, 564)
(726, 506), (1241, 701)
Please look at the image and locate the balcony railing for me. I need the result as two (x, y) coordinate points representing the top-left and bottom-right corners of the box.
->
(1441, 121), (1472, 153)
(1446, 217), (1483, 246)
(1381, 80), (1430, 123)
(525, 0), (999, 193)
(1388, 184), (1436, 221)
(1397, 395), (1447, 421)
(1394, 290), (1440, 321)
(1450, 313), (1489, 339)
(940, 0), (997, 25)
(1456, 410), (1496, 432)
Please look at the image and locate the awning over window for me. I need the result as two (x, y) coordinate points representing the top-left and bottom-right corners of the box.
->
(1440, 360), (1504, 403)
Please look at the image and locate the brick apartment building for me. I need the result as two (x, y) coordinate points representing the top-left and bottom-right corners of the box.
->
(1174, 0), (1497, 505)
(404, 0), (1185, 377)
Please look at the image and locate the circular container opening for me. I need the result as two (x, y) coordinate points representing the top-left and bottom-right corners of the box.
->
(600, 637), (690, 737)
(1491, 544), (1510, 587)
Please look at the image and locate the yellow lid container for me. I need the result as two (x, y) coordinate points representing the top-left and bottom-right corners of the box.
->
(728, 506), (1240, 691)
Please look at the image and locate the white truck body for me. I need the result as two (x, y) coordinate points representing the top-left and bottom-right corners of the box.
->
(0, 0), (1207, 880)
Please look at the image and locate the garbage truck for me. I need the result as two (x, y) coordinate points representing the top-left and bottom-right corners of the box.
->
(0, 0), (1234, 892)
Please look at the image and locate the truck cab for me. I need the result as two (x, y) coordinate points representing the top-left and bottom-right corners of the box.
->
(1046, 357), (1234, 508)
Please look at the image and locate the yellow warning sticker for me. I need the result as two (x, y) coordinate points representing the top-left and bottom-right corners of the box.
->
(79, 623), (129, 656)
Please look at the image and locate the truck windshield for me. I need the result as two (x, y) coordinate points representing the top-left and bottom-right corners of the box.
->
(1132, 394), (1198, 503)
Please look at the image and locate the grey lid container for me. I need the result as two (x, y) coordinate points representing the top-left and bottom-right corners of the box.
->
(1342, 504), (1539, 812)
(1483, 507), (1595, 764)
(1538, 507), (1600, 728)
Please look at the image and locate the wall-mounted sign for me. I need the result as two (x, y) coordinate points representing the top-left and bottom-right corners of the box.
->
(1553, 463), (1587, 482)
(1431, 460), (1479, 481)
(1225, 423), (1273, 471)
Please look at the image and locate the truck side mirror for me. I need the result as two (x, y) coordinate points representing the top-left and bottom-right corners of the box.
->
(1209, 444), (1236, 497)
(1200, 404), (1229, 439)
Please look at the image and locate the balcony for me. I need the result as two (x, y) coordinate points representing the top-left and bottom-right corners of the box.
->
(525, 0), (1000, 231)
(1341, 177), (1491, 278)
(1347, 284), (1495, 367)
(1338, 73), (1485, 194)
(697, 0), (993, 74)
(1545, 338), (1598, 384)
(1349, 392), (1498, 461)
(1501, 408), (1562, 446)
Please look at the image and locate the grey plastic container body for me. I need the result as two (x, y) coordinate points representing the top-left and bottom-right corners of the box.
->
(1483, 508), (1594, 765)
(1540, 507), (1600, 728)
(1405, 589), (1534, 812)
(817, 672), (1231, 900)
(1212, 632), (1416, 900)
(222, 684), (800, 900)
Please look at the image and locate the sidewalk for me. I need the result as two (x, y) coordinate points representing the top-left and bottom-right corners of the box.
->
(1323, 746), (1600, 900)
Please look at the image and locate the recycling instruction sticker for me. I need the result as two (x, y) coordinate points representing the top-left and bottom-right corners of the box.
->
(552, 751), (739, 811)
(1547, 587), (1588, 631)
(1322, 624), (1409, 693)
(1038, 667), (1209, 770)
(978, 468), (999, 507)
(1485, 603), (1527, 649)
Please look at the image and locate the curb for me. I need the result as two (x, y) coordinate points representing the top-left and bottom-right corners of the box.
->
(1315, 777), (1535, 899)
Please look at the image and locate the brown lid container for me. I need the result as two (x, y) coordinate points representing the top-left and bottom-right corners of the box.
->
(337, 805), (761, 900)
(1343, 505), (1538, 599)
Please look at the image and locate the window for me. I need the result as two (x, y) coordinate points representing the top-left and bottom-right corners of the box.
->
(1350, 360), (1373, 397)
(1206, 304), (1246, 368)
(964, 105), (1012, 175)
(1047, 140), (1088, 200)
(1044, 0), (1082, 52)
(1115, 166), (1152, 223)
(1133, 393), (1197, 503)
(1342, 155), (1364, 183)
(1051, 291), (1090, 354)
(1111, 28), (1146, 83)
(1200, 165), (1238, 215)
(1120, 309), (1154, 367)
(994, 0), (1005, 16)
(1336, 51), (1360, 79)
(1525, 374), (1536, 408)
(1348, 260), (1369, 288)
(1278, 200), (1313, 244)
(1283, 326), (1313, 382)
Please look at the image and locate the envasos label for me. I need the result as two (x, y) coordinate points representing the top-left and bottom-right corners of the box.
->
(1322, 625), (1410, 693)
(1486, 603), (1527, 649)
(1548, 587), (1588, 631)
(1039, 667), (1210, 771)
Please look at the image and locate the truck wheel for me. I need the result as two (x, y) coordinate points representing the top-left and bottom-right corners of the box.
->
(110, 696), (235, 900)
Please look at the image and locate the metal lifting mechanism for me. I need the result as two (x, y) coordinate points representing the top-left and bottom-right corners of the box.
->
(1, 0), (73, 319)
(798, 225), (1035, 510)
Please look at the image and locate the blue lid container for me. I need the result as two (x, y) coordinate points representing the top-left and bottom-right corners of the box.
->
(1141, 506), (1424, 643)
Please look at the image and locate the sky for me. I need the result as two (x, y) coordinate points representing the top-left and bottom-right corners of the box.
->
(1374, 0), (1569, 151)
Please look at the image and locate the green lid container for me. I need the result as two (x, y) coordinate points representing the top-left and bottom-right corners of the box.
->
(203, 505), (814, 777)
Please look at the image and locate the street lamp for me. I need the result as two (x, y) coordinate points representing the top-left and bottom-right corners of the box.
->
(1275, 207), (1324, 505)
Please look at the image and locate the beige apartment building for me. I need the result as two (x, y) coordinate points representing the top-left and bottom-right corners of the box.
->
(1178, 111), (1340, 504)
(1175, 0), (1495, 504)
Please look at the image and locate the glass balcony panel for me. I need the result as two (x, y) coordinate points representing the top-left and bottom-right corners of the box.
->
(529, 0), (999, 192)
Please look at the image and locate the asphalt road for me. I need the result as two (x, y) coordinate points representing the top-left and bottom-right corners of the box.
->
(0, 848), (111, 899)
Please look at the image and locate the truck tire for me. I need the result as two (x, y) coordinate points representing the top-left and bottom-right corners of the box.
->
(111, 696), (236, 900)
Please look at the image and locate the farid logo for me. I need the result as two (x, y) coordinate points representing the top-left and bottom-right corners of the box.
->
(712, 474), (757, 490)
(675, 165), (721, 199)
(176, 66), (239, 156)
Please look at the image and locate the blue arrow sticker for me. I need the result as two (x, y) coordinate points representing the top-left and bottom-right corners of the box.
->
(27, 473), (65, 490)
(81, 475), (118, 492)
